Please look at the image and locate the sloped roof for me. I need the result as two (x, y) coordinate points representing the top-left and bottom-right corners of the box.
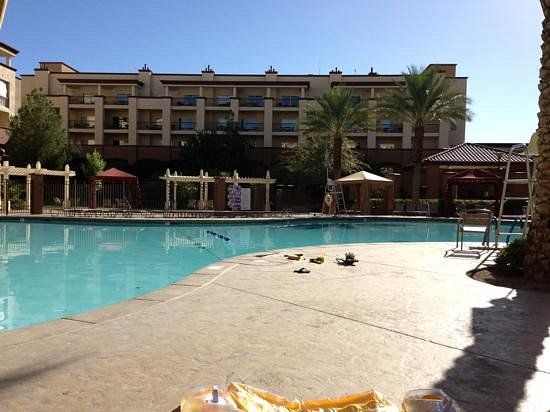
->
(447, 168), (501, 183)
(423, 143), (527, 164)
(93, 168), (137, 180)
(336, 171), (393, 184)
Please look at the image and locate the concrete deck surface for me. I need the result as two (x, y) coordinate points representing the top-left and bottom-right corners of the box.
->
(0, 243), (548, 411)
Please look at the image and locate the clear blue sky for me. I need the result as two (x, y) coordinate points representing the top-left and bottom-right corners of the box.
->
(0, 0), (543, 143)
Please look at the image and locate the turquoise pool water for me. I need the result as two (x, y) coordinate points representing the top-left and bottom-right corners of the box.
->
(0, 219), (492, 331)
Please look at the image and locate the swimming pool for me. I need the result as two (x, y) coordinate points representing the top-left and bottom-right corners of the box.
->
(0, 218), (491, 331)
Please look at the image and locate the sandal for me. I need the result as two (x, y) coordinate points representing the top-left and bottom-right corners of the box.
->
(294, 268), (311, 274)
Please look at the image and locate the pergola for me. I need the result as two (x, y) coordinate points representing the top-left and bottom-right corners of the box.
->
(0, 161), (76, 213)
(160, 169), (276, 211)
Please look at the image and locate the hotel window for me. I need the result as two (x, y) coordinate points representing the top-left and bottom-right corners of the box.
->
(280, 119), (297, 132)
(0, 81), (8, 107)
(379, 120), (401, 133)
(241, 119), (258, 131)
(279, 95), (299, 107)
(179, 117), (194, 130)
(246, 96), (264, 107)
(116, 94), (129, 104)
(182, 95), (197, 106)
(216, 96), (231, 106)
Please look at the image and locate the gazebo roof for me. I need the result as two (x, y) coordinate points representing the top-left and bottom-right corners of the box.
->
(423, 143), (528, 165)
(93, 168), (137, 181)
(336, 171), (393, 184)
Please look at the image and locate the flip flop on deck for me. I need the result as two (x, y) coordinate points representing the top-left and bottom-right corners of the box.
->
(293, 267), (311, 274)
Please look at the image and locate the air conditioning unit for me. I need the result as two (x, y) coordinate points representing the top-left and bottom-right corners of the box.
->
(87, 139), (96, 145)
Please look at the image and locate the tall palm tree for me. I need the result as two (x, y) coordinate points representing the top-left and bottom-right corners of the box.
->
(301, 88), (370, 179)
(525, 1), (550, 281)
(376, 66), (471, 209)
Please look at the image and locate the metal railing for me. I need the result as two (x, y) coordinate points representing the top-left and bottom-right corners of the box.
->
(204, 122), (230, 130)
(237, 122), (264, 132)
(173, 97), (197, 106)
(0, 96), (9, 108)
(105, 120), (129, 129)
(205, 97), (231, 107)
(275, 97), (299, 107)
(240, 97), (264, 107)
(137, 121), (163, 130)
(171, 122), (195, 131)
(68, 95), (95, 104)
(104, 96), (129, 105)
(273, 124), (298, 132)
(377, 124), (403, 133)
(69, 120), (95, 129)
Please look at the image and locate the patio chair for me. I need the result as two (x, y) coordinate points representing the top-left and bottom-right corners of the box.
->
(449, 208), (493, 257)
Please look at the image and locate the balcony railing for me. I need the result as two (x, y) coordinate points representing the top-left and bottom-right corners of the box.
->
(104, 96), (130, 105)
(69, 120), (95, 129)
(237, 122), (264, 132)
(105, 120), (129, 129)
(173, 96), (197, 106)
(205, 97), (231, 107)
(137, 121), (163, 130)
(377, 124), (403, 133)
(204, 122), (231, 130)
(240, 97), (264, 107)
(275, 97), (299, 107)
(424, 123), (440, 133)
(68, 95), (94, 104)
(171, 122), (195, 131)
(0, 96), (8, 108)
(273, 124), (298, 132)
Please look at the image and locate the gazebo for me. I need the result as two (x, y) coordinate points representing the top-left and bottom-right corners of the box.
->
(336, 171), (394, 214)
(443, 168), (502, 217)
(90, 168), (140, 208)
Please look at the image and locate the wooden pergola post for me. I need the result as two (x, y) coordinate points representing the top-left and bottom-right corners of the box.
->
(26, 164), (32, 212)
(172, 171), (178, 210)
(63, 164), (71, 208)
(265, 170), (271, 211)
(164, 169), (171, 210)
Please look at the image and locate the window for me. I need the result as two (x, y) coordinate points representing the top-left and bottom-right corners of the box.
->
(241, 119), (258, 131)
(83, 94), (94, 104)
(246, 96), (264, 107)
(216, 96), (231, 106)
(179, 117), (194, 130)
(379, 120), (402, 133)
(379, 143), (395, 149)
(182, 95), (197, 106)
(217, 117), (229, 128)
(0, 81), (8, 107)
(78, 116), (95, 128)
(280, 119), (297, 132)
(351, 96), (361, 105)
(450, 121), (457, 131)
(279, 95), (299, 107)
(116, 94), (129, 104)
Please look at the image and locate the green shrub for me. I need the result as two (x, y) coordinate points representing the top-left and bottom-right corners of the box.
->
(495, 238), (527, 274)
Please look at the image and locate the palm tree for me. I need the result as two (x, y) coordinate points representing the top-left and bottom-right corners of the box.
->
(525, 1), (550, 281)
(376, 66), (471, 209)
(301, 88), (370, 179)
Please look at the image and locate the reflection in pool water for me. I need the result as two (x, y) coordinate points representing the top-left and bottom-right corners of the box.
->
(0, 219), (483, 331)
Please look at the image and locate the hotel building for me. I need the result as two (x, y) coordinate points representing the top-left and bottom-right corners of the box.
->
(0, 42), (19, 144)
(19, 63), (467, 163)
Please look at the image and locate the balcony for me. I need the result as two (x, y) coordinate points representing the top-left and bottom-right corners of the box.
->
(205, 97), (231, 107)
(104, 95), (129, 105)
(237, 122), (264, 132)
(171, 121), (196, 131)
(275, 97), (299, 108)
(69, 95), (94, 105)
(240, 97), (264, 107)
(0, 96), (8, 108)
(424, 123), (440, 133)
(173, 96), (197, 106)
(273, 123), (298, 132)
(105, 120), (129, 129)
(377, 123), (403, 133)
(137, 121), (162, 131)
(69, 120), (95, 129)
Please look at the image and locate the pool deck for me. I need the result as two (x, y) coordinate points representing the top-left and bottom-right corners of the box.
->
(0, 243), (549, 411)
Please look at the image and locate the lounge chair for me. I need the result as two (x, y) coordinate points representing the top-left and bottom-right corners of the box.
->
(447, 208), (493, 257)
